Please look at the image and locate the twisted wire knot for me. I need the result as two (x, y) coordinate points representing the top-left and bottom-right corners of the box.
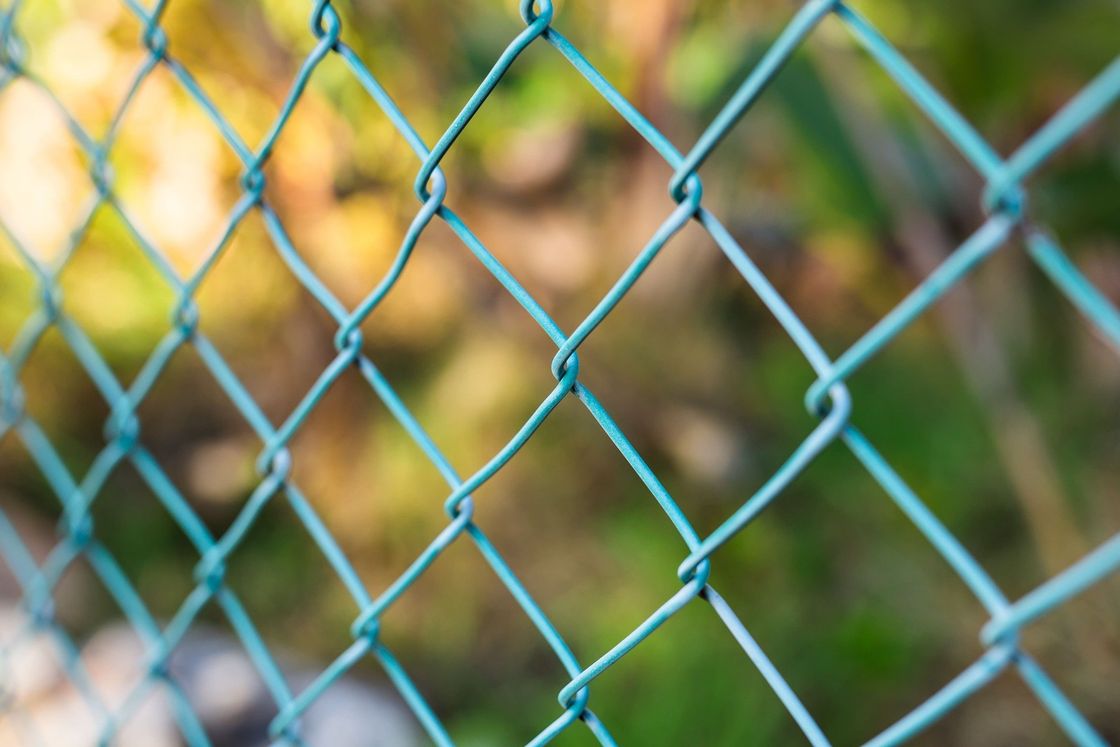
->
(676, 553), (713, 587)
(979, 610), (1021, 649)
(803, 379), (852, 422)
(240, 167), (267, 205)
(667, 168), (704, 206)
(412, 161), (449, 204)
(140, 21), (168, 61)
(0, 23), (25, 75)
(670, 171), (704, 206)
(555, 683), (591, 722)
(520, 0), (555, 26)
(982, 180), (1027, 222)
(26, 596), (55, 628)
(548, 347), (580, 388)
(146, 656), (170, 680)
(333, 325), (363, 357)
(89, 146), (114, 197)
(444, 491), (474, 522)
(104, 402), (141, 455)
(267, 711), (303, 745)
(193, 549), (227, 595)
(172, 297), (200, 339)
(348, 608), (380, 643)
(310, 0), (343, 47)
(63, 502), (95, 551)
(0, 382), (24, 430)
(39, 282), (63, 324)
(255, 444), (292, 481)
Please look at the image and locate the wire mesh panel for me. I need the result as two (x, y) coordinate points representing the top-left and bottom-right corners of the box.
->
(0, 0), (1119, 744)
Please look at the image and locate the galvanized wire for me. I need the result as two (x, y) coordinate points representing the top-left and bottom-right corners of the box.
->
(0, 0), (1118, 745)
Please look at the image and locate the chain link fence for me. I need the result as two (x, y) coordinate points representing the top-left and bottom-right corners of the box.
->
(1, 0), (1119, 744)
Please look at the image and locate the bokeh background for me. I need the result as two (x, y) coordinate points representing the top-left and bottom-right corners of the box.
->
(1, 0), (1119, 744)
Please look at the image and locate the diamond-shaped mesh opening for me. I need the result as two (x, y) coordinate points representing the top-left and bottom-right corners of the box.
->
(105, 64), (245, 278)
(85, 461), (197, 624)
(303, 218), (569, 481)
(805, 231), (1120, 601)
(375, 537), (580, 745)
(464, 392), (694, 623)
(54, 206), (178, 386)
(259, 49), (439, 313)
(585, 599), (810, 746)
(155, 0), (289, 150)
(189, 210), (336, 427)
(131, 346), (258, 519)
(220, 503), (353, 657)
(7, 324), (111, 481)
(281, 375), (448, 564)
(445, 44), (698, 332)
(572, 219), (836, 531)
(352, 217), (471, 361)
(695, 442), (987, 743)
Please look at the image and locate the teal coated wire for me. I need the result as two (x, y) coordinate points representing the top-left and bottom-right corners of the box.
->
(0, 0), (1118, 745)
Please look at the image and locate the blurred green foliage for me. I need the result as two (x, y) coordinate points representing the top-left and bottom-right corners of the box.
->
(1, 0), (1118, 744)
